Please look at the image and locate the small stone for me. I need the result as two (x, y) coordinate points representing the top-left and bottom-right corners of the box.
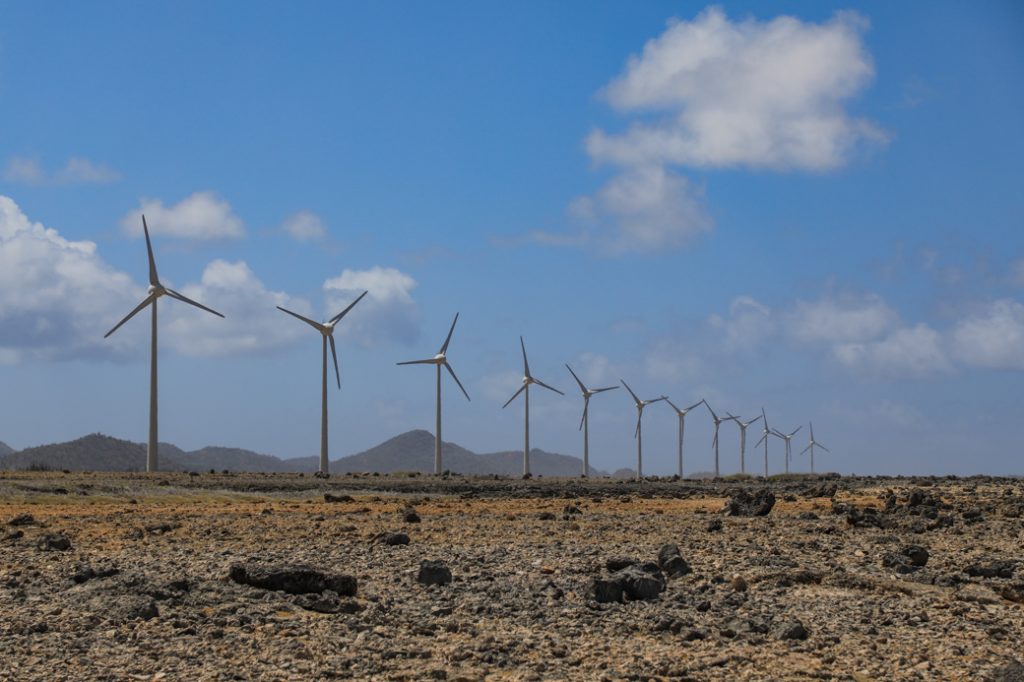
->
(37, 533), (72, 551)
(606, 557), (638, 572)
(657, 544), (692, 579)
(323, 493), (354, 503)
(706, 518), (723, 532)
(773, 619), (808, 640)
(8, 513), (37, 526)
(417, 560), (453, 586)
(537, 512), (557, 521)
(613, 564), (666, 601)
(373, 532), (410, 546)
(730, 575), (748, 592)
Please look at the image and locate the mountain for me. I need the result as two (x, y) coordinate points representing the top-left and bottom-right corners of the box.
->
(176, 446), (301, 473)
(0, 441), (14, 457)
(0, 434), (187, 472)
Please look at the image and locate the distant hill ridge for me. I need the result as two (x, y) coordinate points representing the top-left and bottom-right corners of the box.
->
(0, 441), (14, 457)
(0, 430), (607, 477)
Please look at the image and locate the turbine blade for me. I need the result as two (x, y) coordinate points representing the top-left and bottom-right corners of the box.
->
(685, 399), (705, 412)
(704, 401), (717, 421)
(755, 433), (767, 447)
(439, 312), (459, 355)
(665, 398), (681, 413)
(502, 384), (526, 409)
(329, 290), (368, 324)
(444, 361), (471, 401)
(593, 385), (619, 394)
(277, 306), (324, 332)
(712, 429), (718, 448)
(789, 426), (803, 437)
(142, 215), (159, 285)
(579, 399), (588, 432)
(165, 288), (224, 318)
(810, 421), (815, 440)
(396, 358), (437, 366)
(329, 334), (340, 389)
(534, 378), (564, 396)
(520, 336), (531, 377)
(565, 364), (588, 394)
(104, 293), (156, 338)
(818, 443), (831, 453)
(648, 396), (668, 404)
(801, 443), (812, 455)
(620, 379), (641, 406)
(635, 413), (641, 438)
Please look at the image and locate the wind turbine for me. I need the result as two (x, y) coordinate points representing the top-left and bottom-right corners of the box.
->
(704, 401), (738, 479)
(104, 215), (224, 473)
(565, 364), (617, 477)
(771, 425), (803, 474)
(800, 422), (831, 473)
(665, 398), (705, 478)
(397, 313), (470, 475)
(621, 380), (667, 482)
(277, 291), (367, 476)
(727, 412), (763, 475)
(753, 408), (775, 478)
(502, 337), (563, 476)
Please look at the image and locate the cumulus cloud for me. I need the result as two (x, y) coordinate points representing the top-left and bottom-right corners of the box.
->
(323, 266), (420, 346)
(709, 295), (775, 352)
(788, 294), (897, 344)
(0, 195), (142, 360)
(162, 260), (311, 357)
(590, 7), (885, 170)
(2, 156), (120, 185)
(833, 324), (951, 376)
(950, 299), (1024, 370)
(121, 191), (244, 240)
(281, 211), (326, 242)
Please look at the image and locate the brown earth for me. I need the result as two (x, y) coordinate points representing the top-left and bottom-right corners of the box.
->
(1, 471), (1022, 681)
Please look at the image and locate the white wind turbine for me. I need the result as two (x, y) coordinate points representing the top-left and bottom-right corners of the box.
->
(104, 215), (224, 473)
(277, 291), (367, 476)
(621, 380), (667, 482)
(752, 408), (776, 478)
(565, 364), (617, 478)
(727, 412), (763, 475)
(771, 425), (803, 474)
(665, 398), (705, 478)
(704, 401), (738, 479)
(397, 313), (471, 475)
(801, 422), (831, 473)
(502, 337), (564, 476)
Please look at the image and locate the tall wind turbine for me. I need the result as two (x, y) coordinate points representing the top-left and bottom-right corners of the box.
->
(277, 291), (367, 476)
(771, 425), (803, 474)
(800, 422), (831, 473)
(665, 398), (704, 478)
(749, 409), (770, 477)
(104, 215), (224, 473)
(727, 412), (763, 475)
(565, 364), (617, 478)
(621, 380), (667, 482)
(704, 401), (738, 479)
(397, 313), (471, 475)
(503, 337), (563, 476)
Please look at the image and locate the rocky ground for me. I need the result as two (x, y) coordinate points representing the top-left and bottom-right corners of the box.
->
(1, 471), (1022, 681)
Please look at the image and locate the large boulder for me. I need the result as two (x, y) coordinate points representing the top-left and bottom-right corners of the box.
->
(228, 563), (357, 596)
(722, 489), (776, 517)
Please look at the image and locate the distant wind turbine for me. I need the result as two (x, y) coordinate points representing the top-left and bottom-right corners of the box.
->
(104, 215), (224, 473)
(727, 412), (763, 475)
(503, 337), (563, 476)
(397, 313), (471, 475)
(704, 401), (738, 479)
(621, 380), (667, 482)
(771, 425), (803, 474)
(753, 408), (775, 478)
(665, 398), (705, 478)
(565, 364), (617, 477)
(277, 290), (367, 476)
(801, 421), (831, 473)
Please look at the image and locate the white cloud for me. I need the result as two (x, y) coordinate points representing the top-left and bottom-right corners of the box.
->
(950, 299), (1024, 370)
(162, 260), (311, 357)
(1010, 259), (1024, 287)
(480, 370), (526, 404)
(323, 266), (421, 346)
(833, 324), (951, 376)
(3, 156), (119, 185)
(121, 191), (244, 240)
(281, 210), (326, 242)
(644, 339), (702, 383)
(0, 195), (142, 360)
(788, 294), (897, 344)
(571, 352), (620, 388)
(590, 7), (885, 170)
(709, 295), (775, 352)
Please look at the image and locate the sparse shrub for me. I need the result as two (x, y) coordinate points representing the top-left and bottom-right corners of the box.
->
(26, 461), (51, 472)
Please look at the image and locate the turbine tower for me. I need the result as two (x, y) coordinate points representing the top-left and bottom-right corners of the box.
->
(621, 380), (667, 482)
(502, 337), (563, 476)
(277, 291), (367, 476)
(800, 422), (831, 473)
(771, 425), (803, 474)
(665, 398), (704, 478)
(565, 364), (617, 478)
(104, 215), (224, 473)
(753, 408), (773, 478)
(704, 401), (738, 479)
(397, 313), (471, 475)
(727, 412), (763, 475)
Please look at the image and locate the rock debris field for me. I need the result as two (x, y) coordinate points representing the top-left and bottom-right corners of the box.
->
(1, 471), (1023, 681)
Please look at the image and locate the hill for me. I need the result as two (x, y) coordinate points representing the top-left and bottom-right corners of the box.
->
(0, 441), (14, 457)
(0, 434), (187, 472)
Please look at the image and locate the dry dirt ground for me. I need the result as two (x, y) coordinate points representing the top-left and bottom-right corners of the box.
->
(1, 472), (1022, 681)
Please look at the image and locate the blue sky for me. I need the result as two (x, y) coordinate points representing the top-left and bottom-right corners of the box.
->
(1, 2), (1022, 475)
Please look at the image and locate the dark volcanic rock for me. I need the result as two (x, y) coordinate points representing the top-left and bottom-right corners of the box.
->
(537, 511), (557, 521)
(706, 518), (723, 532)
(606, 557), (638, 572)
(417, 560), (453, 586)
(72, 564), (120, 584)
(373, 532), (411, 546)
(613, 564), (666, 601)
(324, 493), (354, 503)
(402, 507), (421, 523)
(592, 579), (624, 604)
(293, 592), (363, 614)
(966, 561), (1015, 579)
(989, 660), (1024, 682)
(3, 529), (24, 542)
(657, 543), (692, 578)
(774, 619), (808, 640)
(8, 513), (37, 526)
(228, 563), (357, 596)
(37, 533), (72, 551)
(723, 489), (775, 516)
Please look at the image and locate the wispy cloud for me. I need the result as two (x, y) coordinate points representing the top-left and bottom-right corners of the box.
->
(3, 156), (120, 186)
